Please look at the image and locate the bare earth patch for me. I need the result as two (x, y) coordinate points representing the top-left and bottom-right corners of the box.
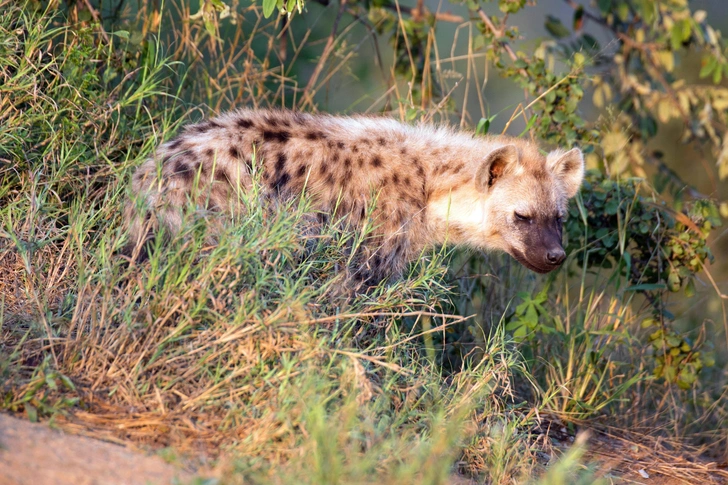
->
(0, 413), (195, 485)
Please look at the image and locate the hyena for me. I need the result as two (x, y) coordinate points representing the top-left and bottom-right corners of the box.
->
(124, 109), (584, 281)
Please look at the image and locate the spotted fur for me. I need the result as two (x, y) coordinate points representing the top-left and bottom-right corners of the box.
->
(124, 109), (584, 280)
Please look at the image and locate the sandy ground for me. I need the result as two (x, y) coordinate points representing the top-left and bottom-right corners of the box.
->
(0, 413), (194, 485)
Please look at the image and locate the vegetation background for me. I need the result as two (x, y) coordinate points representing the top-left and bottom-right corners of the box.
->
(1, 0), (728, 483)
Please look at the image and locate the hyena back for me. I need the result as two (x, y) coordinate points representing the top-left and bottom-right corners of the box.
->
(125, 109), (584, 280)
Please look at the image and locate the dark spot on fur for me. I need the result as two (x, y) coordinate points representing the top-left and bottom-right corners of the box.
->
(399, 147), (407, 155)
(332, 153), (340, 163)
(358, 157), (365, 168)
(229, 146), (241, 159)
(403, 176), (411, 186)
(340, 173), (350, 189)
(173, 160), (193, 183)
(275, 152), (287, 173)
(189, 121), (219, 134)
(352, 145), (359, 153)
(343, 158), (351, 168)
(392, 173), (400, 185)
(325, 173), (335, 186)
(377, 137), (386, 146)
(168, 138), (182, 150)
(204, 148), (214, 158)
(337, 141), (345, 149)
(263, 130), (291, 143)
(296, 164), (307, 177)
(319, 162), (328, 176)
(236, 118), (254, 129)
(361, 138), (372, 145)
(451, 162), (464, 174)
(214, 167), (229, 183)
(273, 172), (290, 191)
(305, 131), (325, 141)
(373, 255), (382, 269)
(414, 159), (425, 177)
(371, 156), (383, 168)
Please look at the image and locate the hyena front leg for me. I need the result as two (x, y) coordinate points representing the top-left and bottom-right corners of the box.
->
(350, 235), (410, 287)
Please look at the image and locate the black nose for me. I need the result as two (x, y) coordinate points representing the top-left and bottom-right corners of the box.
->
(546, 248), (566, 266)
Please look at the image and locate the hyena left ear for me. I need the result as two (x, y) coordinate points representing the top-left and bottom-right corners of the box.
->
(548, 148), (584, 198)
(475, 144), (519, 193)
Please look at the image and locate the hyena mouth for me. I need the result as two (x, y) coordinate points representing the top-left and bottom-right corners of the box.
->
(510, 249), (562, 274)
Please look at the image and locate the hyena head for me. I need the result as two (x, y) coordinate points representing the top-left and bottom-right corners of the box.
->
(475, 143), (584, 273)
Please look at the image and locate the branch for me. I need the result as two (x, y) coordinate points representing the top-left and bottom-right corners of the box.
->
(82, 0), (110, 44)
(300, 0), (349, 109)
(476, 8), (528, 78)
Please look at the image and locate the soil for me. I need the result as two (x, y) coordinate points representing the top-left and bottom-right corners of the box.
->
(0, 413), (196, 485)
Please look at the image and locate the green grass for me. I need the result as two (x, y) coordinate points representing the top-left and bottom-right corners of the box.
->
(1, 2), (727, 484)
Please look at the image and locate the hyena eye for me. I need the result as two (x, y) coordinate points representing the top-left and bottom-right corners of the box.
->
(514, 212), (531, 222)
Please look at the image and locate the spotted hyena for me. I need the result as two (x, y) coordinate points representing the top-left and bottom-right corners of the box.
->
(124, 109), (584, 281)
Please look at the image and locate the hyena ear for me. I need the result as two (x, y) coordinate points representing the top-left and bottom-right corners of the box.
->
(475, 144), (519, 193)
(548, 148), (584, 199)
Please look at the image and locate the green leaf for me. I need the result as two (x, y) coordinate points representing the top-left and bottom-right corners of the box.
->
(26, 404), (38, 423)
(263, 0), (278, 18)
(552, 111), (567, 123)
(545, 15), (570, 39)
(699, 57), (716, 79)
(518, 115), (538, 137)
(476, 118), (491, 135)
(684, 278), (696, 297)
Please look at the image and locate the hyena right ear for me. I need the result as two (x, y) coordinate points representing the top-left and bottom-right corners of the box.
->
(547, 148), (584, 198)
(475, 144), (519, 193)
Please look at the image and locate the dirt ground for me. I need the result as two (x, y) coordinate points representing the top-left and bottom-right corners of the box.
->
(0, 413), (196, 485)
(1, 412), (726, 485)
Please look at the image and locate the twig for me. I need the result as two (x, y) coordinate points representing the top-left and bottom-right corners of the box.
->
(300, 0), (349, 109)
(476, 7), (526, 77)
(82, 0), (110, 44)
